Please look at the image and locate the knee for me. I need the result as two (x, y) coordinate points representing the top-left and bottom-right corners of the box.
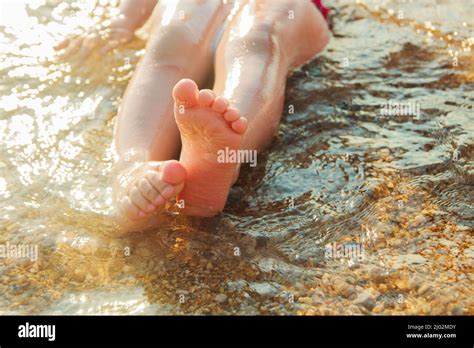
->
(146, 24), (201, 67)
(223, 22), (280, 56)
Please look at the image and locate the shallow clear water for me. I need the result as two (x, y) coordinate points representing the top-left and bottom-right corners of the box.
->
(0, 0), (473, 315)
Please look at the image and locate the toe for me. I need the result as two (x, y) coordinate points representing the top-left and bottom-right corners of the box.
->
(198, 89), (215, 107)
(137, 178), (160, 205)
(146, 168), (181, 201)
(174, 181), (185, 198)
(122, 196), (143, 220)
(146, 171), (167, 193)
(129, 186), (155, 213)
(145, 161), (163, 173)
(224, 107), (240, 122)
(160, 185), (176, 200)
(173, 79), (199, 108)
(211, 96), (229, 114)
(161, 160), (186, 185)
(231, 117), (248, 134)
(146, 171), (177, 201)
(153, 194), (166, 206)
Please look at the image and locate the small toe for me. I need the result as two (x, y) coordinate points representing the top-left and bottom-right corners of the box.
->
(146, 170), (176, 201)
(146, 171), (167, 193)
(137, 178), (160, 205)
(153, 194), (166, 206)
(231, 117), (248, 134)
(198, 89), (215, 107)
(224, 107), (240, 122)
(160, 185), (176, 200)
(172, 79), (199, 107)
(122, 196), (142, 220)
(145, 161), (163, 173)
(211, 96), (229, 114)
(129, 186), (155, 213)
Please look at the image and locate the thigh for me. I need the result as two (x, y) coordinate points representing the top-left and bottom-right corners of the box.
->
(216, 0), (328, 69)
(143, 0), (233, 74)
(147, 0), (231, 43)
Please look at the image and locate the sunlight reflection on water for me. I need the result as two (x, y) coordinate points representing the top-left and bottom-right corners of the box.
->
(0, 0), (472, 315)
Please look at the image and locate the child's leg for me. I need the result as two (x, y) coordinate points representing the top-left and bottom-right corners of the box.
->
(114, 0), (230, 222)
(172, 0), (329, 217)
(214, 0), (330, 152)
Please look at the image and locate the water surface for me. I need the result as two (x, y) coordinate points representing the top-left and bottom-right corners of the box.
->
(0, 0), (473, 315)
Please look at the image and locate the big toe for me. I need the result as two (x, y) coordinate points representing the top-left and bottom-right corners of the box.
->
(161, 160), (186, 185)
(173, 79), (199, 107)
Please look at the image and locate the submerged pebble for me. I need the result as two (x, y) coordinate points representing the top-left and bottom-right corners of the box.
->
(353, 291), (375, 310)
(215, 294), (228, 304)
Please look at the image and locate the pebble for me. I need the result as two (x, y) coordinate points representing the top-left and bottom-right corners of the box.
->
(348, 262), (360, 270)
(226, 280), (246, 292)
(438, 238), (456, 248)
(464, 246), (474, 258)
(411, 214), (428, 228)
(417, 283), (432, 296)
(321, 273), (331, 285)
(406, 276), (421, 291)
(295, 282), (305, 291)
(249, 282), (280, 297)
(215, 294), (228, 303)
(391, 239), (403, 247)
(5, 223), (17, 232)
(348, 304), (362, 314)
(378, 148), (391, 159)
(72, 270), (85, 282)
(242, 292), (251, 299)
(353, 291), (375, 310)
(299, 297), (312, 304)
(438, 256), (447, 265)
(451, 305), (464, 315)
(367, 266), (386, 283)
(394, 254), (428, 268)
(333, 279), (354, 298)
(311, 290), (325, 301)
(372, 303), (384, 313)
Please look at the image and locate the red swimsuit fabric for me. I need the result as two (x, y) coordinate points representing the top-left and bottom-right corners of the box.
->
(312, 0), (329, 20)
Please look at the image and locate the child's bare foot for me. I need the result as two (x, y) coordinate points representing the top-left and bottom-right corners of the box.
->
(55, 20), (134, 60)
(114, 160), (186, 221)
(173, 79), (247, 217)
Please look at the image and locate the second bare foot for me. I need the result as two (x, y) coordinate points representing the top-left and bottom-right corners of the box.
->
(173, 79), (247, 217)
(114, 160), (186, 222)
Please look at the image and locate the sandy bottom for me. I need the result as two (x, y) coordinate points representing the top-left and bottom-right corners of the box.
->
(0, 0), (472, 315)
